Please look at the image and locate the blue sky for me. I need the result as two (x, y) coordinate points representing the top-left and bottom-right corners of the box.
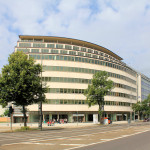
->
(0, 0), (150, 77)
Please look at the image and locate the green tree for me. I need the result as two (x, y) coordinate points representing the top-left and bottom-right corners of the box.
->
(132, 101), (142, 120)
(84, 71), (113, 123)
(4, 109), (9, 116)
(0, 51), (47, 127)
(141, 95), (150, 117)
(132, 94), (150, 119)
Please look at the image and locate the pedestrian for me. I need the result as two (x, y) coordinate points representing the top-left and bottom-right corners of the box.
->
(47, 121), (50, 126)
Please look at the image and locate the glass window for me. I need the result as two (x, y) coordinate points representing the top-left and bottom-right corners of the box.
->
(64, 89), (67, 93)
(33, 43), (45, 48)
(81, 47), (86, 52)
(56, 44), (63, 49)
(73, 46), (79, 51)
(75, 100), (79, 104)
(51, 49), (59, 53)
(69, 51), (76, 55)
(34, 39), (43, 42)
(60, 100), (63, 104)
(94, 50), (98, 54)
(47, 44), (55, 48)
(60, 50), (68, 54)
(75, 89), (79, 93)
(88, 49), (93, 53)
(19, 43), (31, 47)
(64, 100), (68, 104)
(17, 48), (29, 53)
(64, 56), (67, 60)
(60, 89), (63, 93)
(65, 45), (72, 50)
(31, 49), (39, 53)
(42, 49), (49, 53)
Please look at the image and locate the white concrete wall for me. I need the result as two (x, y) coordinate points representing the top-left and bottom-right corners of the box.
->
(27, 104), (132, 112)
(0, 105), (6, 116)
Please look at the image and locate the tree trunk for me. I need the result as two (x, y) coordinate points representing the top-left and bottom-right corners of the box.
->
(138, 111), (140, 120)
(98, 102), (102, 124)
(22, 105), (27, 127)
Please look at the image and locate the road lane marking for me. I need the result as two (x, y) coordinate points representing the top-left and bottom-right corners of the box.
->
(61, 144), (85, 146)
(1, 128), (149, 147)
(64, 130), (150, 150)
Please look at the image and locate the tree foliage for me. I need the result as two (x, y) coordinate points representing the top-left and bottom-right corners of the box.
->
(4, 109), (9, 116)
(0, 51), (47, 126)
(132, 94), (150, 119)
(84, 71), (114, 123)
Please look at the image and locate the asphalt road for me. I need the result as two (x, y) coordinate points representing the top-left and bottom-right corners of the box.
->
(0, 123), (150, 150)
(76, 130), (150, 150)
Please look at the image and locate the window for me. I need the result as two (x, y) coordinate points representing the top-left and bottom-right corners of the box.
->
(60, 50), (68, 54)
(31, 49), (39, 53)
(78, 52), (84, 56)
(85, 53), (91, 57)
(19, 43), (31, 47)
(42, 49), (49, 53)
(69, 51), (76, 55)
(33, 43), (45, 48)
(65, 45), (72, 50)
(56, 44), (63, 49)
(94, 50), (98, 54)
(17, 49), (29, 53)
(51, 49), (59, 53)
(34, 39), (43, 42)
(88, 49), (93, 53)
(81, 47), (86, 52)
(73, 46), (79, 51)
(47, 44), (55, 48)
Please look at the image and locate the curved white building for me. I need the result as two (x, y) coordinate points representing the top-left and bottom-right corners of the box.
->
(14, 35), (138, 123)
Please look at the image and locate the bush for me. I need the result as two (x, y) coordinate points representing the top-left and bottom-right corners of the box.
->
(20, 126), (30, 131)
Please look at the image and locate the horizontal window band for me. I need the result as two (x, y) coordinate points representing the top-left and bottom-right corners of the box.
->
(47, 88), (137, 100)
(42, 77), (136, 92)
(45, 99), (133, 106)
(42, 65), (136, 85)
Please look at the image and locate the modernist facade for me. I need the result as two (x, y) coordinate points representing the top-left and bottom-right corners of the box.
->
(13, 35), (145, 123)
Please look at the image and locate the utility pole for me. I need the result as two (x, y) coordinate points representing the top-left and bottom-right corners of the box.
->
(9, 105), (14, 131)
(38, 49), (43, 130)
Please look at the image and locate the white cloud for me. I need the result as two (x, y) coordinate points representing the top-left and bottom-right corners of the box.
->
(0, 0), (150, 77)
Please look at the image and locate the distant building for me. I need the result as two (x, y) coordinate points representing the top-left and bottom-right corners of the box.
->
(11, 35), (150, 123)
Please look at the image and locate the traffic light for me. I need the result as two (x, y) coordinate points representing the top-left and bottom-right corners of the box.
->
(9, 106), (14, 114)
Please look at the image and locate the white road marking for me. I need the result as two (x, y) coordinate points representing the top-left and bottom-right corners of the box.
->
(64, 130), (150, 150)
(68, 138), (82, 140)
(1, 128), (149, 147)
(61, 144), (85, 146)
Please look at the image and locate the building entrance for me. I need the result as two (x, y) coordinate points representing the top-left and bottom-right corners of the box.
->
(52, 114), (57, 121)
(73, 116), (84, 122)
(88, 114), (93, 121)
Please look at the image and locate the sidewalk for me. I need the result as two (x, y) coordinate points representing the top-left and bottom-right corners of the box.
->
(0, 122), (95, 132)
(0, 121), (139, 132)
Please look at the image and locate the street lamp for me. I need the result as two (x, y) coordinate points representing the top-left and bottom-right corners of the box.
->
(38, 49), (43, 131)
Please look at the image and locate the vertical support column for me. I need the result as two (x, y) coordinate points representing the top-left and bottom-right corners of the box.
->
(49, 114), (52, 121)
(68, 114), (73, 123)
(106, 113), (108, 118)
(43, 114), (45, 123)
(85, 114), (88, 122)
(57, 114), (59, 120)
(83, 115), (85, 122)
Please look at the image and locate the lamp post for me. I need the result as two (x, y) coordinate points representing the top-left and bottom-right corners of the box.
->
(9, 103), (14, 131)
(38, 49), (43, 131)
